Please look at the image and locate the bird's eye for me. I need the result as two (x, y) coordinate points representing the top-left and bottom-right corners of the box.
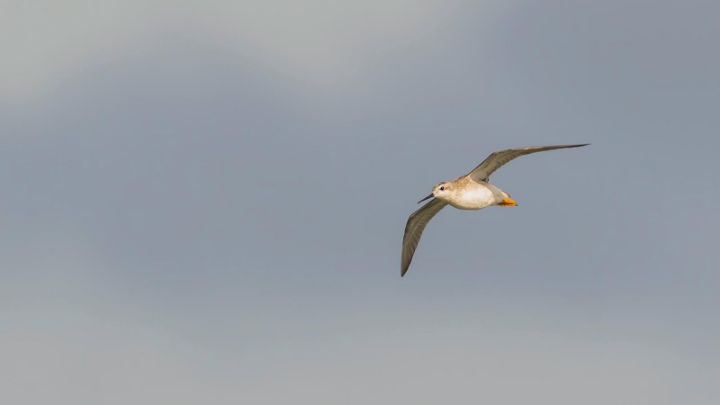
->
(440, 186), (445, 191)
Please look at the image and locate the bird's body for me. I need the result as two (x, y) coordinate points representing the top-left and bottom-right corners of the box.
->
(437, 177), (507, 210)
(401, 144), (589, 277)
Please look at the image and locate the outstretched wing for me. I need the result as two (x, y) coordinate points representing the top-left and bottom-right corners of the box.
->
(466, 144), (589, 182)
(401, 198), (448, 277)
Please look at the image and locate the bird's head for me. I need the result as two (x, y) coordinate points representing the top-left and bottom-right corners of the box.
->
(418, 181), (452, 203)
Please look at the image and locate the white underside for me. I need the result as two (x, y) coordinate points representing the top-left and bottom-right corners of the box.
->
(445, 185), (496, 210)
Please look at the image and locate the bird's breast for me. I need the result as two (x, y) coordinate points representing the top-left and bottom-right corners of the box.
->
(447, 185), (496, 210)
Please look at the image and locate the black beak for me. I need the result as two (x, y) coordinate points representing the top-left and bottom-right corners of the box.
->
(417, 193), (434, 204)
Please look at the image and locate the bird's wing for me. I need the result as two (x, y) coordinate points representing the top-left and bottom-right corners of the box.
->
(401, 198), (448, 277)
(466, 144), (589, 182)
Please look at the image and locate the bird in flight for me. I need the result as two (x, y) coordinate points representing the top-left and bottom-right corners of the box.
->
(401, 144), (589, 277)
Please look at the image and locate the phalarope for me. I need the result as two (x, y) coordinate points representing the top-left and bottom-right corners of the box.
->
(401, 144), (589, 276)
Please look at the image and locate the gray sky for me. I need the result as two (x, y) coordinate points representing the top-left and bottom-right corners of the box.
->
(2, 1), (719, 404)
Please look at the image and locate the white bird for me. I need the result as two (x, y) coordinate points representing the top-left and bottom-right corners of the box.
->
(401, 144), (589, 276)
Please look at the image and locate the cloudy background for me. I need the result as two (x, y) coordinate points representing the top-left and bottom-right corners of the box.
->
(2, 0), (719, 403)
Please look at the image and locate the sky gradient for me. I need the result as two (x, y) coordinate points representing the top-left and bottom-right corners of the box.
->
(2, 1), (719, 404)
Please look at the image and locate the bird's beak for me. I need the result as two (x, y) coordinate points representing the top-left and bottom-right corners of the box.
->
(417, 193), (434, 204)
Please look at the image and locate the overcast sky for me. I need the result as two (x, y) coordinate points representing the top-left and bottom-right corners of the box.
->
(2, 1), (719, 404)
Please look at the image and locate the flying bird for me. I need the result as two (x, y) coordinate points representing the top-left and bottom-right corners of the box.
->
(401, 144), (589, 277)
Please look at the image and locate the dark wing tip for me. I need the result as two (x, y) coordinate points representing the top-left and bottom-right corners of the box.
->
(400, 249), (411, 277)
(544, 143), (590, 149)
